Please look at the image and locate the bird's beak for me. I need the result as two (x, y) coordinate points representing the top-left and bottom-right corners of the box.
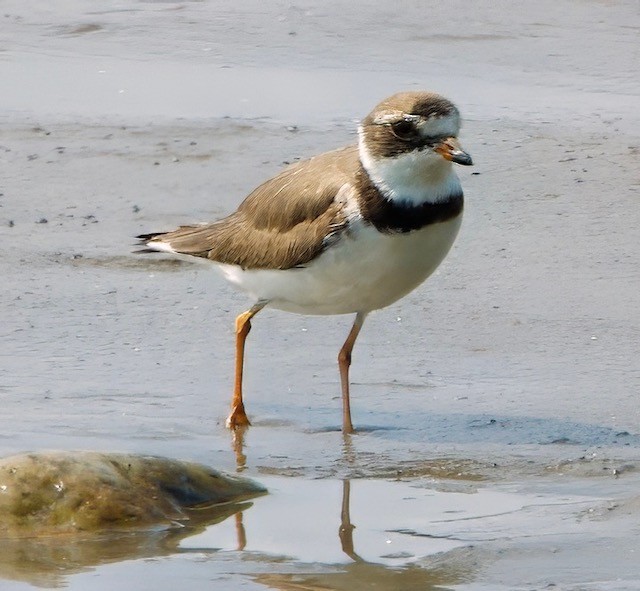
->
(434, 137), (473, 166)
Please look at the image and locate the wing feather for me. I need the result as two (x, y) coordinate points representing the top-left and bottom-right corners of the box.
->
(139, 146), (360, 270)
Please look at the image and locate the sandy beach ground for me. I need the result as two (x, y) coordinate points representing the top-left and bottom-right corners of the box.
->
(1, 1), (639, 589)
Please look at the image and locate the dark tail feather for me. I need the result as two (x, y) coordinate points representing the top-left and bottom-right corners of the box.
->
(136, 232), (165, 241)
(134, 232), (166, 254)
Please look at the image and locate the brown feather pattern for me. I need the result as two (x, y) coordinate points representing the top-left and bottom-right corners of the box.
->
(141, 147), (361, 270)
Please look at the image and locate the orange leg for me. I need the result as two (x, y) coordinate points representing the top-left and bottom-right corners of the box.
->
(226, 302), (267, 430)
(337, 312), (367, 434)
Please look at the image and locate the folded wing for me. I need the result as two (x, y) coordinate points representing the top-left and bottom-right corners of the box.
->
(138, 146), (360, 270)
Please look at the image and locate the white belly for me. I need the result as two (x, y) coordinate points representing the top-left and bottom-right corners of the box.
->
(216, 215), (462, 315)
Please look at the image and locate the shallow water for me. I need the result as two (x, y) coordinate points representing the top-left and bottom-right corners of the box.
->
(1, 0), (640, 589)
(2, 469), (639, 590)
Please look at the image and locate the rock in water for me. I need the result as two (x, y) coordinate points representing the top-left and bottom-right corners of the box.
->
(0, 451), (266, 537)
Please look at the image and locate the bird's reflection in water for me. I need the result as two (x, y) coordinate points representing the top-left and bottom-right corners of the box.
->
(235, 511), (248, 551)
(231, 425), (250, 550)
(229, 429), (474, 591)
(338, 479), (362, 563)
(232, 425), (249, 471)
(231, 427), (363, 562)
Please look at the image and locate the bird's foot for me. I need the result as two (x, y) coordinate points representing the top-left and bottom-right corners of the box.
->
(226, 404), (251, 430)
(343, 424), (355, 435)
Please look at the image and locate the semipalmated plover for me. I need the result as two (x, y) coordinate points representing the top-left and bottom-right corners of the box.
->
(138, 91), (472, 434)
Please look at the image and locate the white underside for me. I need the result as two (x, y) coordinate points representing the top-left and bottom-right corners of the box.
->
(216, 215), (462, 315)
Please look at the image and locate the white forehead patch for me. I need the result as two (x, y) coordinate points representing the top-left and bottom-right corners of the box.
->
(418, 113), (461, 138)
(373, 110), (460, 139)
(372, 111), (421, 125)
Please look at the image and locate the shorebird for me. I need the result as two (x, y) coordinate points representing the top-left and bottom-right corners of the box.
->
(138, 91), (472, 433)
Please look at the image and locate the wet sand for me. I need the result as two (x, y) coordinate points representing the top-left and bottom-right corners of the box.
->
(1, 0), (640, 589)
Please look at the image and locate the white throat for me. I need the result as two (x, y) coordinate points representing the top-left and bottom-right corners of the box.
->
(358, 127), (462, 206)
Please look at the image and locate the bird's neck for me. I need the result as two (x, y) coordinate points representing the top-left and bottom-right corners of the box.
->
(358, 135), (461, 206)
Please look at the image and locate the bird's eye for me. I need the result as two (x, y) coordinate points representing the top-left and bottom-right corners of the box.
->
(389, 119), (416, 140)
